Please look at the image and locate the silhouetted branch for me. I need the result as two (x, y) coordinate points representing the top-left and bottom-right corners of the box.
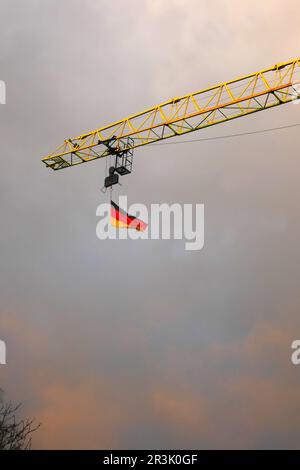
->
(0, 391), (40, 450)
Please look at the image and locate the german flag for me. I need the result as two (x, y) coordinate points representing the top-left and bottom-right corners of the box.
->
(110, 200), (148, 232)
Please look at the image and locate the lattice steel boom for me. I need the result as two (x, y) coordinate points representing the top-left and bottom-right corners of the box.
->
(42, 59), (300, 170)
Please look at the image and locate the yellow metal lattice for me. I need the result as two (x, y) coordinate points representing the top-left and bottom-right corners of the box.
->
(42, 59), (300, 170)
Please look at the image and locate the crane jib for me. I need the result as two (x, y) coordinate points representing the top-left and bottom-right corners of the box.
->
(42, 58), (300, 173)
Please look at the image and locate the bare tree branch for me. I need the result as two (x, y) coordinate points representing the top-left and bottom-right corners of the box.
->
(0, 390), (40, 450)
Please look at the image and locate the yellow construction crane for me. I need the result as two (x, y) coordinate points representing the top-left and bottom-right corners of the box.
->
(42, 59), (300, 187)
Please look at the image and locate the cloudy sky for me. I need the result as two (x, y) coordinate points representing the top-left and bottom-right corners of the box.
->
(1, 0), (300, 449)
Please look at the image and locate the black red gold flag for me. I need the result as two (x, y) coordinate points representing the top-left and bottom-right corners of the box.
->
(110, 200), (147, 232)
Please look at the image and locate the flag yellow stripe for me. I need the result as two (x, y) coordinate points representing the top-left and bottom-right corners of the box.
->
(111, 218), (130, 229)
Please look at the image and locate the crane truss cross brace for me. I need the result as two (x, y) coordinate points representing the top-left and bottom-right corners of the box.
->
(42, 59), (300, 170)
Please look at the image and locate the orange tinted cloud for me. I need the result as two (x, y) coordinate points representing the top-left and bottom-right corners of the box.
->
(35, 382), (126, 449)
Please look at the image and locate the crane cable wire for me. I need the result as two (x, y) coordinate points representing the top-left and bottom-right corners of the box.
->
(148, 122), (300, 147)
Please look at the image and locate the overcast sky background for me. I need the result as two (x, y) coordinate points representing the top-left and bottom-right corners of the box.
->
(1, 0), (300, 449)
